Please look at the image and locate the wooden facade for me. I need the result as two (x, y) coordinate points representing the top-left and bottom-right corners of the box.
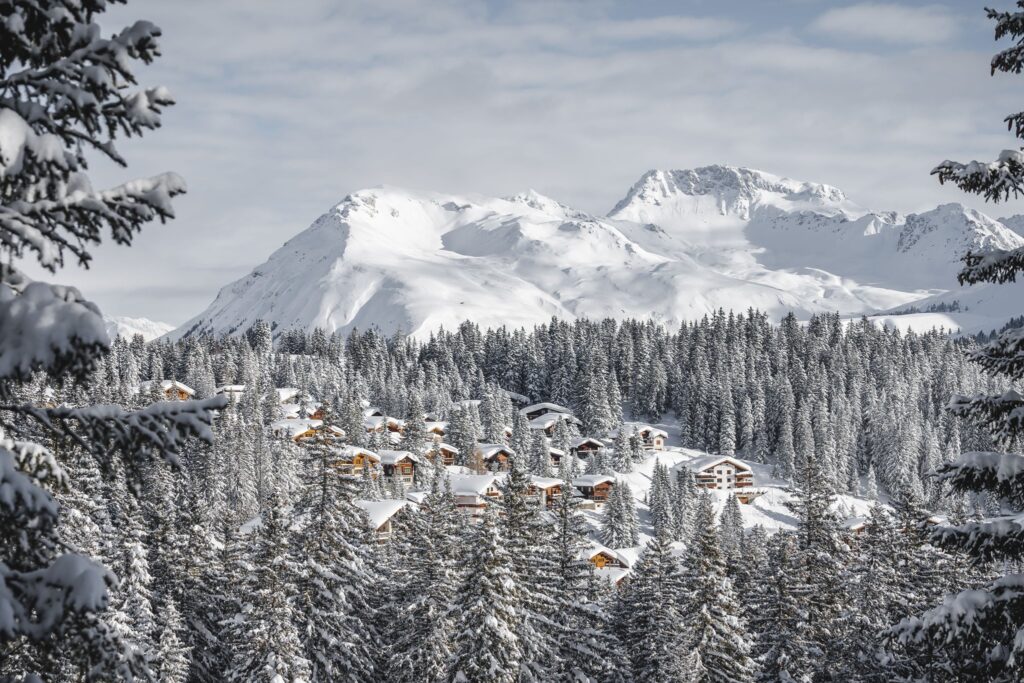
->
(691, 457), (754, 491)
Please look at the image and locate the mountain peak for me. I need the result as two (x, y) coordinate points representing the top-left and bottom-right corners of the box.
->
(609, 165), (848, 219)
(505, 189), (589, 220)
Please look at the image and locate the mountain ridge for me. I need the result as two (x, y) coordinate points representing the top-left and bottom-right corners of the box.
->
(169, 166), (1024, 340)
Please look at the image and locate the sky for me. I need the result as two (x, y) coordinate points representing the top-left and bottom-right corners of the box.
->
(34, 0), (1024, 325)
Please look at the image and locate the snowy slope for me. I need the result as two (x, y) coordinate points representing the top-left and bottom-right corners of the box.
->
(171, 166), (1024, 340)
(104, 316), (174, 341)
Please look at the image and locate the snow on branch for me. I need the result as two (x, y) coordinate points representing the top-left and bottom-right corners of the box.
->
(929, 513), (1024, 563)
(890, 573), (1024, 670)
(0, 279), (109, 387)
(932, 450), (1024, 507)
(933, 151), (1024, 205)
(958, 245), (1024, 286)
(948, 393), (1024, 449)
(7, 395), (228, 469)
(968, 325), (1024, 379)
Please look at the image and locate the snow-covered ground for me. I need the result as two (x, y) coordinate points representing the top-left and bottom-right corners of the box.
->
(168, 165), (1024, 340)
(578, 447), (875, 553)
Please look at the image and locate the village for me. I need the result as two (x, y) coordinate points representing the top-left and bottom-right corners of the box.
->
(137, 378), (880, 587)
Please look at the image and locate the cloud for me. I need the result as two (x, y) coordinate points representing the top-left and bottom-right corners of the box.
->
(810, 3), (958, 44)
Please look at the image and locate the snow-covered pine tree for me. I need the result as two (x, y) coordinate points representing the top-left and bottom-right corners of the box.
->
(890, 8), (1024, 679)
(601, 481), (639, 549)
(449, 506), (523, 683)
(155, 598), (190, 683)
(224, 489), (311, 682)
(499, 464), (561, 681)
(0, 1), (223, 677)
(615, 530), (686, 682)
(290, 416), (380, 682)
(387, 479), (462, 682)
(749, 533), (814, 683)
(551, 479), (632, 683)
(681, 492), (755, 683)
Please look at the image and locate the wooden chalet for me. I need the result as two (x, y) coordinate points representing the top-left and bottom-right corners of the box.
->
(379, 450), (423, 484)
(139, 379), (195, 401)
(448, 474), (502, 517)
(687, 456), (755, 492)
(333, 446), (380, 476)
(527, 476), (564, 510)
(363, 415), (405, 435)
(271, 418), (346, 443)
(548, 445), (566, 467)
(570, 437), (604, 458)
(355, 499), (407, 540)
(428, 442), (459, 467)
(424, 420), (448, 441)
(573, 475), (615, 505)
(581, 542), (628, 570)
(476, 443), (516, 472)
(520, 402), (575, 422)
(215, 384), (245, 402)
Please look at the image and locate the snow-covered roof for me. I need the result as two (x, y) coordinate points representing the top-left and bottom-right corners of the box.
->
(447, 473), (500, 496)
(611, 422), (668, 439)
(431, 442), (459, 454)
(685, 455), (753, 474)
(276, 387), (300, 403)
(581, 540), (630, 567)
(843, 515), (868, 532)
(528, 413), (581, 430)
(355, 499), (407, 530)
(138, 379), (195, 396)
(334, 445), (380, 463)
(270, 418), (322, 437)
(595, 566), (631, 586)
(573, 474), (615, 487)
(476, 443), (515, 459)
(424, 420), (448, 433)
(529, 475), (563, 490)
(363, 406), (384, 418)
(548, 446), (566, 456)
(570, 437), (604, 449)
(364, 415), (405, 430)
(520, 401), (573, 416)
(215, 384), (245, 393)
(378, 450), (422, 465)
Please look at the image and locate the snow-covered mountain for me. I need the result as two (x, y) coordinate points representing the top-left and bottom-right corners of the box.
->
(104, 316), (174, 342)
(170, 166), (1024, 340)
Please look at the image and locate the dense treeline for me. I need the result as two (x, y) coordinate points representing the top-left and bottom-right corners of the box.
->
(0, 313), (1003, 681)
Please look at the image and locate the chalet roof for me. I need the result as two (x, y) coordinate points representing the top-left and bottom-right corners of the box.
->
(270, 418), (322, 437)
(138, 379), (195, 396)
(685, 455), (753, 474)
(580, 540), (630, 567)
(528, 413), (580, 430)
(276, 387), (300, 404)
(433, 442), (459, 453)
(378, 450), (423, 466)
(570, 437), (604, 449)
(424, 420), (448, 433)
(573, 474), (615, 487)
(843, 515), (868, 532)
(362, 406), (384, 418)
(476, 443), (516, 459)
(447, 473), (500, 496)
(364, 415), (405, 430)
(610, 422), (668, 439)
(595, 566), (632, 585)
(215, 384), (245, 393)
(529, 475), (563, 490)
(520, 401), (573, 416)
(334, 445), (381, 464)
(355, 499), (406, 530)
(547, 446), (566, 456)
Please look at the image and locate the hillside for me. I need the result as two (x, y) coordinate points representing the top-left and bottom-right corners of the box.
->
(170, 166), (1024, 340)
